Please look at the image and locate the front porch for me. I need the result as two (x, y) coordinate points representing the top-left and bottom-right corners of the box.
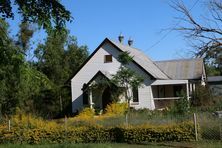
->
(151, 80), (190, 109)
(81, 71), (122, 110)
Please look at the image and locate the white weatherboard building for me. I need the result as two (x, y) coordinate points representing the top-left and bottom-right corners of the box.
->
(70, 37), (206, 113)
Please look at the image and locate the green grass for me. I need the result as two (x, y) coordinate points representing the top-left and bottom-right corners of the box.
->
(0, 143), (168, 148)
(0, 142), (222, 148)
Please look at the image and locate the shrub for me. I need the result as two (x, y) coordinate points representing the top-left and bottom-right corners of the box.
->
(75, 107), (95, 120)
(191, 85), (213, 107)
(10, 113), (59, 130)
(170, 92), (190, 115)
(104, 102), (127, 116)
(0, 121), (195, 144)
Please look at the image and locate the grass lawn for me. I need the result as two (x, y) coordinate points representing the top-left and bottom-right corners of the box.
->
(0, 142), (221, 148)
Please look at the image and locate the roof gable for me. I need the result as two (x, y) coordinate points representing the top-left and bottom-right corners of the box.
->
(69, 38), (169, 82)
(109, 40), (169, 79)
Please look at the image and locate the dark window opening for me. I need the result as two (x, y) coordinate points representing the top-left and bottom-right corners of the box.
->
(83, 90), (89, 105)
(132, 87), (139, 102)
(104, 55), (112, 63)
(157, 85), (165, 98)
(173, 85), (183, 97)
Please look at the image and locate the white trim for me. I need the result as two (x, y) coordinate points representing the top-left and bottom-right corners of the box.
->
(186, 82), (189, 100)
(151, 80), (188, 85)
(153, 97), (180, 100)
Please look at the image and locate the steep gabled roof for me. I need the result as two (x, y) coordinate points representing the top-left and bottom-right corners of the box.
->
(69, 38), (169, 81)
(109, 40), (170, 80)
(155, 58), (204, 80)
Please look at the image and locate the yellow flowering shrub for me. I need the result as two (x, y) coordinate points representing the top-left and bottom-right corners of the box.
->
(76, 107), (95, 119)
(104, 102), (128, 116)
(10, 113), (59, 130)
(0, 121), (195, 144)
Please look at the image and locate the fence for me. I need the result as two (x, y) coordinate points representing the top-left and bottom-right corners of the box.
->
(1, 110), (222, 142)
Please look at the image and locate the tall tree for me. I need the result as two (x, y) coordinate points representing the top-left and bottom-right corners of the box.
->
(34, 29), (88, 117)
(0, 19), (24, 116)
(172, 0), (222, 75)
(0, 0), (71, 30)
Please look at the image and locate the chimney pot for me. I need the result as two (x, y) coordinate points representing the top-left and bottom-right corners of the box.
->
(118, 33), (124, 43)
(128, 37), (133, 46)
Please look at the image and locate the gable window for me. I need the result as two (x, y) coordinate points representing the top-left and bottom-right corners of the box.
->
(132, 87), (139, 102)
(104, 55), (112, 63)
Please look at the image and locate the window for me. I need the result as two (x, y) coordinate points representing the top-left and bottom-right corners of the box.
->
(132, 87), (139, 102)
(83, 90), (89, 105)
(157, 85), (165, 98)
(104, 55), (112, 63)
(173, 85), (183, 97)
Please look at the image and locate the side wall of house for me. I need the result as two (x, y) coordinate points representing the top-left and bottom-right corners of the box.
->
(71, 42), (154, 112)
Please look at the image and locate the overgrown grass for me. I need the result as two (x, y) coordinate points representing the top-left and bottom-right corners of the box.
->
(68, 108), (193, 128)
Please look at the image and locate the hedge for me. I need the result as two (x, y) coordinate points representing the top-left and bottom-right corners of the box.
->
(0, 121), (195, 144)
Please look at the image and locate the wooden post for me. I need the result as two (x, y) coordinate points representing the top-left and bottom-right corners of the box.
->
(8, 120), (11, 131)
(193, 113), (198, 141)
(89, 88), (93, 109)
(220, 119), (222, 140)
(60, 95), (63, 112)
(64, 115), (67, 131)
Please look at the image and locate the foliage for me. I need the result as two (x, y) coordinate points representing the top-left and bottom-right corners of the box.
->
(205, 64), (221, 76)
(16, 22), (35, 52)
(117, 51), (133, 65)
(111, 51), (144, 125)
(0, 0), (71, 30)
(33, 29), (88, 118)
(191, 85), (213, 107)
(104, 103), (128, 116)
(173, 0), (222, 74)
(0, 19), (25, 116)
(10, 111), (59, 130)
(0, 17), (88, 118)
(76, 108), (95, 120)
(112, 51), (144, 102)
(170, 91), (190, 115)
(0, 119), (195, 144)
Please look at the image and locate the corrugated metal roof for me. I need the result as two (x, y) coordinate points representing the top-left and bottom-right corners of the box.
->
(207, 76), (222, 82)
(109, 39), (169, 79)
(155, 58), (204, 80)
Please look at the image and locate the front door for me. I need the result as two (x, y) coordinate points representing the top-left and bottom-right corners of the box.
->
(102, 87), (112, 109)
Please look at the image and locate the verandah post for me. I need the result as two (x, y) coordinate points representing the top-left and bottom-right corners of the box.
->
(193, 113), (198, 141)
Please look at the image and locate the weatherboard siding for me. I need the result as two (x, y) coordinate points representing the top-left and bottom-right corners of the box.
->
(71, 42), (153, 112)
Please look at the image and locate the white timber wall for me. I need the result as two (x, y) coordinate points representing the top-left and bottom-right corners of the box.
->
(71, 42), (154, 112)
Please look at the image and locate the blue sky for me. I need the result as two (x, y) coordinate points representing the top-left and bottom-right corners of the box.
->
(7, 0), (205, 61)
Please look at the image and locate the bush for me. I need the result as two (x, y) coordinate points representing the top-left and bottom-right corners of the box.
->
(170, 92), (190, 115)
(104, 103), (127, 116)
(76, 107), (95, 119)
(191, 85), (213, 107)
(0, 121), (195, 144)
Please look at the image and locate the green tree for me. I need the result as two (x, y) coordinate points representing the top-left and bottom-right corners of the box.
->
(0, 0), (71, 30)
(112, 51), (144, 125)
(34, 29), (88, 118)
(171, 91), (190, 115)
(0, 19), (24, 116)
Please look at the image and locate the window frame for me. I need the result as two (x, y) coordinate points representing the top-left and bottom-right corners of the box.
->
(104, 55), (112, 63)
(132, 87), (139, 103)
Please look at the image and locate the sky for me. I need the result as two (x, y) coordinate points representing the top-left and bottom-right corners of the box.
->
(7, 0), (206, 61)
